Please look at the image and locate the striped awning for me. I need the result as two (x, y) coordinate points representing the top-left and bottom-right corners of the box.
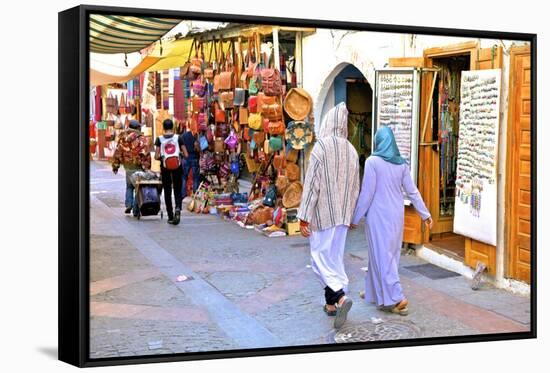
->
(90, 15), (182, 54)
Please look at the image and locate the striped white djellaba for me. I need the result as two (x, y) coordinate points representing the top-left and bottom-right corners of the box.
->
(297, 102), (360, 232)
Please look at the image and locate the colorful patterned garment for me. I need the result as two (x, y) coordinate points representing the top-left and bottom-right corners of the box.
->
(155, 72), (162, 110)
(162, 69), (170, 110)
(297, 103), (361, 232)
(173, 79), (185, 121)
(112, 129), (152, 172)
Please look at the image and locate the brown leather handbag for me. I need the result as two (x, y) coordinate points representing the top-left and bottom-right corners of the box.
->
(204, 67), (214, 80)
(219, 72), (234, 91)
(268, 120), (285, 136)
(219, 39), (235, 90)
(214, 137), (225, 153)
(221, 91), (234, 108)
(258, 92), (276, 109)
(253, 131), (265, 145)
(190, 41), (203, 75)
(273, 153), (287, 170)
(203, 40), (216, 79)
(241, 34), (258, 88)
(239, 107), (249, 124)
(262, 117), (270, 132)
(192, 97), (205, 113)
(180, 39), (195, 79)
(215, 105), (226, 123)
(261, 68), (282, 96)
(213, 75), (221, 93)
(243, 126), (251, 141)
(212, 39), (225, 92)
(262, 103), (283, 121)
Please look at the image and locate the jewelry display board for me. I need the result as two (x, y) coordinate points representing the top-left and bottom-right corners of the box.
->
(453, 69), (501, 245)
(373, 68), (421, 184)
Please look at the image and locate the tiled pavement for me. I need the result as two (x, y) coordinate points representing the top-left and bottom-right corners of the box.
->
(89, 161), (531, 358)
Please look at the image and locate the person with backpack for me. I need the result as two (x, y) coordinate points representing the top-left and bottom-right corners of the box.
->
(112, 120), (151, 216)
(179, 126), (200, 199)
(154, 119), (188, 225)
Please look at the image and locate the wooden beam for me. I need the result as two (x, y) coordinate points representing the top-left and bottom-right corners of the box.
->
(190, 24), (316, 41)
(423, 41), (479, 58)
(420, 70), (438, 146)
(273, 27), (280, 70)
(295, 31), (303, 88)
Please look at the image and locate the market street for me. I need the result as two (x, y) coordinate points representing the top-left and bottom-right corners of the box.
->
(89, 160), (530, 358)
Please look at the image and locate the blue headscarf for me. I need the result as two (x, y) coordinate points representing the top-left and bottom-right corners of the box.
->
(372, 126), (407, 165)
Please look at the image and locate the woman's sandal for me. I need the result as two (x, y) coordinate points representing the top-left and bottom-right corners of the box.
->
(390, 299), (409, 316)
(323, 304), (337, 317)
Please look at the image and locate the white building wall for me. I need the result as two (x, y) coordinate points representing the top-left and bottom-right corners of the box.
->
(301, 29), (529, 287)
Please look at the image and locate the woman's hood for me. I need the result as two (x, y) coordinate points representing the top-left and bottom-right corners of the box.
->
(317, 102), (348, 139)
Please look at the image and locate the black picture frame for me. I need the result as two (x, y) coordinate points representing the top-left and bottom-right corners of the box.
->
(58, 4), (537, 368)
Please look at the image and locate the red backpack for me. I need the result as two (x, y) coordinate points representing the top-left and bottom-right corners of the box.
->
(159, 135), (181, 170)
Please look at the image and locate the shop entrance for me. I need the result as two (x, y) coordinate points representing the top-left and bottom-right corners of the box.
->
(346, 78), (373, 168)
(319, 63), (373, 168)
(427, 54), (470, 260)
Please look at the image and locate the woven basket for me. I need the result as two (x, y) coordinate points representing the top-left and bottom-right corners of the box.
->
(284, 88), (313, 121)
(250, 206), (274, 225)
(286, 163), (300, 182)
(282, 182), (303, 208)
(275, 175), (290, 196)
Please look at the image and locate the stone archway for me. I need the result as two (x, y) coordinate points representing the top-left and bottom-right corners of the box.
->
(313, 60), (375, 135)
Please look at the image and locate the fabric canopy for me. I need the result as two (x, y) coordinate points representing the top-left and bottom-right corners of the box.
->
(90, 38), (232, 86)
(90, 15), (182, 54)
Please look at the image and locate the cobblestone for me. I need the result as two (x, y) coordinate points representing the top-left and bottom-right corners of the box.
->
(89, 160), (531, 358)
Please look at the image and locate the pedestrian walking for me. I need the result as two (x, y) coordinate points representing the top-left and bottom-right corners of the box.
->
(154, 119), (188, 225)
(180, 126), (200, 199)
(112, 120), (151, 216)
(351, 126), (433, 316)
(297, 102), (360, 329)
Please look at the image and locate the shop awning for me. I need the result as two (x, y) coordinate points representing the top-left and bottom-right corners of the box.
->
(90, 38), (224, 85)
(90, 24), (316, 85)
(90, 15), (182, 54)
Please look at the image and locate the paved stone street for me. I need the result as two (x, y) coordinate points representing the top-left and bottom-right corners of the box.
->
(89, 160), (530, 358)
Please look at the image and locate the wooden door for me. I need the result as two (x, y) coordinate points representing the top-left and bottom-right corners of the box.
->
(422, 42), (477, 237)
(506, 46), (532, 283)
(388, 58), (424, 244)
(463, 46), (502, 275)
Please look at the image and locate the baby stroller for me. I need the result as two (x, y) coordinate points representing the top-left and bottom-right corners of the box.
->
(131, 171), (163, 220)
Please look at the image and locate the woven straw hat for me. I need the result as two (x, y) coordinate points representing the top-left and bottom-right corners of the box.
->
(283, 182), (303, 208)
(284, 88), (313, 121)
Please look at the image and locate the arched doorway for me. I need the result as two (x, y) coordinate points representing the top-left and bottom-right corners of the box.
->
(316, 63), (374, 167)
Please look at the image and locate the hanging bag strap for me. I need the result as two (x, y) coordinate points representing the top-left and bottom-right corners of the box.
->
(187, 38), (196, 63)
(207, 39), (214, 65)
(219, 38), (226, 71)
